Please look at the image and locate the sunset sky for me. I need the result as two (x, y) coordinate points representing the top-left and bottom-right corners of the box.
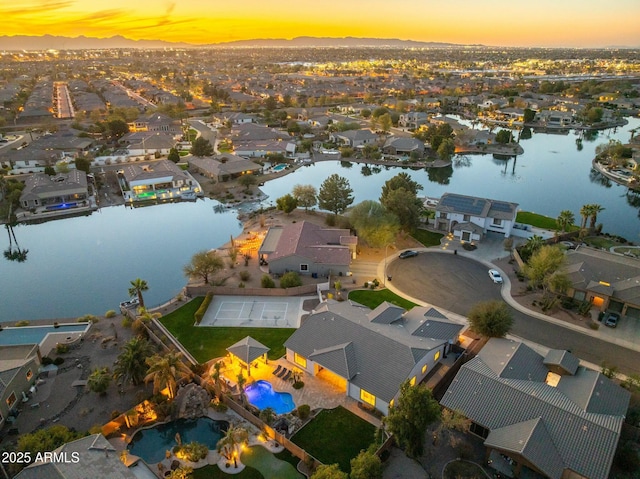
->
(3, 0), (640, 48)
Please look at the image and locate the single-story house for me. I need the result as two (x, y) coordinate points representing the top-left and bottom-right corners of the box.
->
(233, 139), (296, 158)
(382, 137), (425, 156)
(329, 129), (378, 148)
(258, 221), (357, 277)
(120, 131), (177, 157)
(127, 112), (181, 133)
(285, 301), (463, 415)
(563, 246), (640, 319)
(119, 159), (202, 202)
(189, 153), (263, 182)
(0, 345), (40, 429)
(20, 170), (90, 211)
(441, 338), (630, 479)
(435, 192), (518, 240)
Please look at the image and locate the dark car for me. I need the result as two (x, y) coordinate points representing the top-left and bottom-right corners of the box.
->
(604, 312), (620, 328)
(399, 250), (418, 259)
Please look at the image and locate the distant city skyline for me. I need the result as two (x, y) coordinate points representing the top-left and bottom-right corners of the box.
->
(4, 0), (640, 48)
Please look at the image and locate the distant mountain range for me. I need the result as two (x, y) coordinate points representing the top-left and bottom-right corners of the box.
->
(0, 34), (477, 51)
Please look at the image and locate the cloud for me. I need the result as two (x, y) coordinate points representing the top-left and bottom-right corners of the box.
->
(0, 0), (73, 17)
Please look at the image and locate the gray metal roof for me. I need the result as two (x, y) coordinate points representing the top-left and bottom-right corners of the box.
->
(424, 307), (448, 320)
(543, 349), (579, 376)
(411, 320), (463, 341)
(485, 418), (565, 479)
(441, 339), (630, 479)
(478, 340), (549, 381)
(226, 336), (270, 365)
(285, 310), (442, 402)
(367, 302), (405, 324)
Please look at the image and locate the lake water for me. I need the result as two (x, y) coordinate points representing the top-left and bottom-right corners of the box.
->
(1, 117), (639, 321)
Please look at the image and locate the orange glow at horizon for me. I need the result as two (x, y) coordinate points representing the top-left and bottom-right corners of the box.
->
(2, 0), (640, 48)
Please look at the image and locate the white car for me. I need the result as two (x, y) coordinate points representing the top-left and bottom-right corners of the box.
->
(488, 269), (503, 284)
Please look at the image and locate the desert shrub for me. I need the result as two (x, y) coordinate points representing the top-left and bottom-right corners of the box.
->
(41, 356), (53, 366)
(280, 271), (302, 288)
(14, 320), (30, 327)
(111, 410), (121, 420)
(77, 314), (98, 323)
(238, 282), (245, 288)
(589, 321), (600, 330)
(53, 357), (64, 366)
(194, 292), (214, 325)
(239, 270), (251, 281)
(292, 381), (305, 389)
(261, 275), (275, 288)
(89, 425), (103, 435)
(296, 404), (311, 420)
(55, 344), (69, 354)
(173, 441), (208, 462)
(121, 316), (133, 328)
(105, 310), (117, 318)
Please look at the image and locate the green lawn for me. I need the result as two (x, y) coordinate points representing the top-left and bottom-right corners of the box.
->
(411, 229), (444, 247)
(516, 211), (559, 230)
(159, 298), (295, 363)
(443, 460), (488, 479)
(192, 464), (264, 479)
(274, 449), (301, 470)
(348, 289), (417, 310)
(241, 445), (303, 479)
(291, 406), (376, 473)
(584, 236), (616, 249)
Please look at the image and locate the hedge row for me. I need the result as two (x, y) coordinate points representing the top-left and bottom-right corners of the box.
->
(194, 292), (214, 325)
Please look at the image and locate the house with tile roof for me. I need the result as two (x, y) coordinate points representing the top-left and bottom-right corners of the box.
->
(382, 137), (425, 157)
(119, 159), (202, 202)
(19, 169), (91, 211)
(435, 192), (518, 241)
(258, 221), (356, 277)
(0, 345), (39, 429)
(189, 153), (263, 182)
(329, 129), (378, 148)
(562, 246), (640, 319)
(284, 301), (463, 415)
(440, 338), (630, 479)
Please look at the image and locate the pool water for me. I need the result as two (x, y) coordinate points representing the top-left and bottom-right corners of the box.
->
(0, 323), (90, 346)
(272, 163), (287, 172)
(244, 380), (295, 414)
(127, 417), (228, 464)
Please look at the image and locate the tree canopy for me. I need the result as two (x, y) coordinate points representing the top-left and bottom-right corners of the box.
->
(350, 449), (383, 479)
(523, 245), (567, 294)
(318, 174), (354, 216)
(385, 380), (441, 458)
(292, 184), (317, 211)
(468, 300), (513, 338)
(348, 200), (399, 248)
(310, 464), (348, 479)
(190, 137), (214, 157)
(183, 250), (224, 285)
(17, 425), (85, 457)
(168, 147), (180, 163)
(276, 194), (298, 215)
(380, 173), (423, 232)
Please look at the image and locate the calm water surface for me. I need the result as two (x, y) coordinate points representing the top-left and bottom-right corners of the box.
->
(2, 118), (639, 321)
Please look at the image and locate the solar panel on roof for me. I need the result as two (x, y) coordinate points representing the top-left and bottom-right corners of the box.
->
(441, 195), (485, 215)
(491, 201), (513, 212)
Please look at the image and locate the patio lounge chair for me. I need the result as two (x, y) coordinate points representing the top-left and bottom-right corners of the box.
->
(277, 367), (288, 378)
(272, 365), (282, 376)
(282, 370), (291, 382)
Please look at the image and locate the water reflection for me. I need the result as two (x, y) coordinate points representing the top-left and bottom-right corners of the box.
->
(3, 224), (28, 263)
(427, 165), (453, 185)
(589, 168), (613, 188)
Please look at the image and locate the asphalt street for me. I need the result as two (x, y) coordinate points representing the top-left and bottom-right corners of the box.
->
(387, 252), (640, 376)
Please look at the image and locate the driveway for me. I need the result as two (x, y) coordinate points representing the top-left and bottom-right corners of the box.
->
(386, 252), (501, 315)
(387, 250), (640, 376)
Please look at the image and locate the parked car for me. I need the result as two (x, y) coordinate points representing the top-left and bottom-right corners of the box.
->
(399, 250), (418, 259)
(604, 312), (620, 328)
(488, 269), (503, 284)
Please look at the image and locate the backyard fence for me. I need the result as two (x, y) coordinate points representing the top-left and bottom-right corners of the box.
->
(186, 284), (319, 297)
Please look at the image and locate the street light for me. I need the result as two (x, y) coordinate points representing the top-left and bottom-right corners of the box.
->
(383, 243), (395, 287)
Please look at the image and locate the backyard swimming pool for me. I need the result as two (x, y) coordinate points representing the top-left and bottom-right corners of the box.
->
(0, 323), (90, 347)
(245, 380), (295, 414)
(272, 163), (287, 172)
(127, 417), (228, 464)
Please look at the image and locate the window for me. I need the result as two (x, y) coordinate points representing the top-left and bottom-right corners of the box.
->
(294, 353), (307, 368)
(439, 212), (447, 219)
(360, 389), (376, 406)
(6, 392), (16, 409)
(300, 264), (308, 272)
(434, 351), (441, 361)
(409, 376), (416, 386)
(422, 364), (428, 374)
(492, 218), (502, 226)
(26, 369), (33, 381)
(463, 215), (470, 221)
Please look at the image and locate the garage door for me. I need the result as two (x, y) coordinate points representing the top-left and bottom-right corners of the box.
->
(625, 306), (640, 320)
(608, 300), (624, 313)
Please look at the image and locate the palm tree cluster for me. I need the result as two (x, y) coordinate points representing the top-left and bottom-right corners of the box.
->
(144, 351), (192, 399)
(579, 204), (605, 230)
(216, 426), (249, 467)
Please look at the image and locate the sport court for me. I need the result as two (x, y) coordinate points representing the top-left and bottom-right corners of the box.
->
(200, 296), (309, 328)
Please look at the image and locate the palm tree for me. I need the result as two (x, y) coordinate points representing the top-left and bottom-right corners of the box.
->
(88, 367), (112, 395)
(589, 204), (605, 229)
(556, 210), (575, 233)
(216, 426), (249, 467)
(579, 204), (592, 230)
(236, 373), (247, 404)
(128, 278), (148, 309)
(210, 361), (224, 396)
(144, 352), (191, 399)
(525, 235), (545, 254)
(114, 337), (155, 386)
